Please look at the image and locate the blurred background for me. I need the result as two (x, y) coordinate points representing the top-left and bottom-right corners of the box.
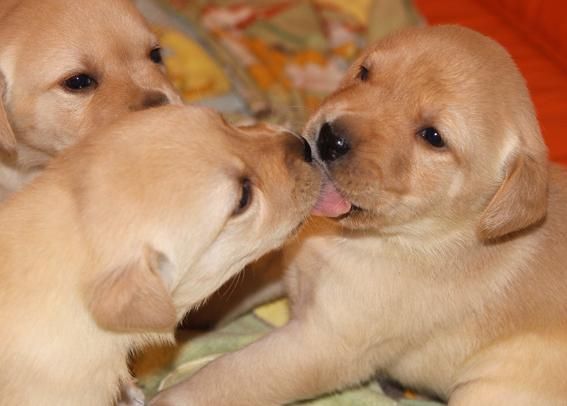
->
(135, 0), (421, 129)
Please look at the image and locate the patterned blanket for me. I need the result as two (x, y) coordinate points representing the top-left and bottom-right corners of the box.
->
(137, 0), (421, 127)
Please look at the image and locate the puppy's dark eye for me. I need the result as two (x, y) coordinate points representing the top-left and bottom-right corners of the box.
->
(419, 127), (445, 148)
(356, 65), (369, 81)
(233, 178), (252, 216)
(63, 74), (97, 92)
(150, 47), (163, 64)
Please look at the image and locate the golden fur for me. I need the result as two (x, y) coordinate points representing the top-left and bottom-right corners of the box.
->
(0, 105), (320, 405)
(0, 0), (181, 200)
(151, 26), (567, 406)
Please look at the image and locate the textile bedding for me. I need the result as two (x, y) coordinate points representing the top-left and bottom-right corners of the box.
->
(134, 299), (443, 405)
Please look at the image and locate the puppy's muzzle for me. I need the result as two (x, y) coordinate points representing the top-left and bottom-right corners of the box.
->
(317, 122), (350, 162)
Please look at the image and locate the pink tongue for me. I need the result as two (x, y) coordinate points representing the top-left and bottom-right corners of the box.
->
(312, 178), (352, 217)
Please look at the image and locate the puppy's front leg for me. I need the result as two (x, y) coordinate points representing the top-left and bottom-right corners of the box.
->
(150, 319), (375, 406)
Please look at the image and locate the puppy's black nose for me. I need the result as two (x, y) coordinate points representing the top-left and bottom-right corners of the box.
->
(283, 132), (313, 164)
(301, 136), (313, 163)
(317, 122), (350, 162)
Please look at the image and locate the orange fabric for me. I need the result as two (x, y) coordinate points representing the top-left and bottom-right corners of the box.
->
(414, 0), (567, 165)
(480, 0), (567, 70)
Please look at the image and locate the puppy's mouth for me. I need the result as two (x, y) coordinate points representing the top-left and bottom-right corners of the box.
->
(340, 202), (365, 221)
(348, 204), (364, 214)
(311, 176), (353, 218)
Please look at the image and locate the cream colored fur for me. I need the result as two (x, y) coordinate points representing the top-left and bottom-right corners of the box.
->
(151, 26), (567, 406)
(0, 105), (320, 405)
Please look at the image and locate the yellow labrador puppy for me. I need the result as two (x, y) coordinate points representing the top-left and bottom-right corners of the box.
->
(151, 26), (567, 405)
(0, 105), (320, 406)
(0, 0), (180, 200)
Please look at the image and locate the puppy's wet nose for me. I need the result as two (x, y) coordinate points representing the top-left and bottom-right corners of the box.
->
(317, 122), (350, 162)
(284, 133), (313, 164)
(301, 136), (313, 163)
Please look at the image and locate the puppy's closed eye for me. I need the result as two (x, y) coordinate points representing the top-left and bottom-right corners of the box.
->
(233, 177), (253, 216)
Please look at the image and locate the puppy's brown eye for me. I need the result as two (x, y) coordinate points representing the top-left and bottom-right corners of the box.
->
(150, 47), (163, 64)
(356, 65), (369, 81)
(63, 74), (97, 92)
(419, 127), (445, 148)
(233, 178), (252, 216)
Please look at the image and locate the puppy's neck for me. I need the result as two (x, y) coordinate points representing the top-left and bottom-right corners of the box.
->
(337, 218), (477, 249)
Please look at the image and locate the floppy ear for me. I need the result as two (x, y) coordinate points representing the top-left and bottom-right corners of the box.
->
(0, 72), (16, 152)
(477, 151), (549, 240)
(87, 246), (177, 333)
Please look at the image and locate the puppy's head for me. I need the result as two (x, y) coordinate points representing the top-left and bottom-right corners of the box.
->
(66, 106), (319, 332)
(306, 25), (548, 241)
(0, 0), (181, 168)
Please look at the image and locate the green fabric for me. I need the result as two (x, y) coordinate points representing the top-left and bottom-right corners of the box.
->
(135, 313), (271, 395)
(133, 301), (443, 405)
